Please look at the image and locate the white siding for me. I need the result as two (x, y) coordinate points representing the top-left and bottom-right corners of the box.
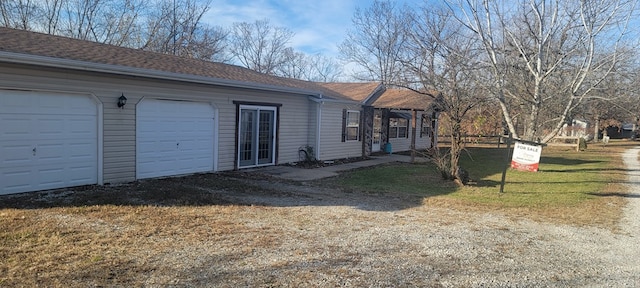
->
(0, 64), (314, 185)
(388, 111), (433, 152)
(317, 102), (363, 160)
(277, 95), (313, 164)
(307, 100), (318, 159)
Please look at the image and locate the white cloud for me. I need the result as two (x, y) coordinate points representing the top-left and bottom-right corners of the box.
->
(203, 0), (368, 57)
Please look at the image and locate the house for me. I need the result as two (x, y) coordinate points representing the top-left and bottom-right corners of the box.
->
(372, 88), (440, 153)
(316, 83), (440, 156)
(560, 119), (590, 139)
(0, 27), (438, 195)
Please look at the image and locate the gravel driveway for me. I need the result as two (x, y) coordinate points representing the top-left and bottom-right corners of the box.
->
(2, 150), (639, 287)
(204, 151), (640, 287)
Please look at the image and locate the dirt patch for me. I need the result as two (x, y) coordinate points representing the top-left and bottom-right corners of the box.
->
(288, 156), (371, 169)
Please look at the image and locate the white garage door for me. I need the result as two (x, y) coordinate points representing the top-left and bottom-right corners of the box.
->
(0, 90), (98, 195)
(136, 99), (215, 179)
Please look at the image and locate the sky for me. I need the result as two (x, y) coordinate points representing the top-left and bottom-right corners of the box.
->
(203, 0), (421, 57)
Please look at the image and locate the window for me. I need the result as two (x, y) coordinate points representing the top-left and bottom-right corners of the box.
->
(345, 110), (360, 141)
(389, 118), (408, 138)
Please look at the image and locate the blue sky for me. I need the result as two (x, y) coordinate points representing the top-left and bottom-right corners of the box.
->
(203, 0), (422, 57)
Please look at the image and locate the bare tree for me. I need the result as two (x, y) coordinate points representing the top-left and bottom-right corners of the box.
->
(40, 0), (65, 34)
(229, 19), (294, 75)
(401, 6), (487, 184)
(124, 0), (230, 62)
(276, 48), (309, 79)
(339, 0), (407, 84)
(60, 0), (103, 40)
(446, 0), (639, 142)
(0, 0), (39, 29)
(307, 54), (343, 82)
(99, 0), (145, 46)
(186, 25), (230, 62)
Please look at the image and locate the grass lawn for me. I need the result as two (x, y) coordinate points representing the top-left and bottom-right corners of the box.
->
(327, 140), (633, 228)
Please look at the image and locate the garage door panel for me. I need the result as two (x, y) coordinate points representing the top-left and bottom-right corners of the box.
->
(1, 143), (32, 164)
(0, 90), (98, 195)
(38, 167), (66, 186)
(136, 99), (214, 179)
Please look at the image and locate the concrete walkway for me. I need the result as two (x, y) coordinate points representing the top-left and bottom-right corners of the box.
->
(248, 154), (429, 181)
(621, 147), (640, 235)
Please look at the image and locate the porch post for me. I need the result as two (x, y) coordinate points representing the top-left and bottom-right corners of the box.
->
(411, 109), (417, 163)
(362, 105), (374, 157)
(381, 109), (390, 146)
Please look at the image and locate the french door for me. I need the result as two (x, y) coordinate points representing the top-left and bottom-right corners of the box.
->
(372, 110), (382, 152)
(238, 105), (277, 168)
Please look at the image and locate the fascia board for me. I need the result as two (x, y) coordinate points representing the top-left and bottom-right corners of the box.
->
(308, 95), (360, 105)
(362, 83), (386, 105)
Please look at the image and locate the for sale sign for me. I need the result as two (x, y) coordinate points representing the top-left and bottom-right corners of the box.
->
(511, 141), (542, 172)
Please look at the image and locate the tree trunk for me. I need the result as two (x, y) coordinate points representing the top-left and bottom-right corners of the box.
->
(496, 92), (520, 139)
(449, 121), (463, 182)
(593, 117), (600, 142)
(524, 102), (540, 141)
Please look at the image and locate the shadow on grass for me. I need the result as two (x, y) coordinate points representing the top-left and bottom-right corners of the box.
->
(540, 156), (604, 166)
(588, 192), (640, 198)
(538, 168), (631, 173)
(474, 179), (628, 188)
(460, 146), (633, 179)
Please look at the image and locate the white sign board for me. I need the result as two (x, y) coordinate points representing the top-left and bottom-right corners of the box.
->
(511, 141), (542, 172)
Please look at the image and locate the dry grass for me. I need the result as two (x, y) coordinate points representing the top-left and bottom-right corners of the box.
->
(0, 141), (636, 286)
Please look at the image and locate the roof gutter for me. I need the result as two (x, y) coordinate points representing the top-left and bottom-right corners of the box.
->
(0, 51), (324, 98)
(308, 95), (360, 104)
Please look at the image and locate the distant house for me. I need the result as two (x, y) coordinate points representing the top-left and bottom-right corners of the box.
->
(0, 27), (439, 195)
(605, 123), (636, 139)
(560, 119), (590, 139)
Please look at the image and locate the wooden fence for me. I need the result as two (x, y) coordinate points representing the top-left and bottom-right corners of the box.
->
(437, 135), (505, 147)
(545, 136), (581, 151)
(438, 135), (581, 151)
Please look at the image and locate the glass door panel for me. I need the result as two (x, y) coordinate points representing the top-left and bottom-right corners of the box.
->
(239, 109), (257, 167)
(238, 106), (276, 168)
(258, 110), (275, 165)
(372, 111), (382, 152)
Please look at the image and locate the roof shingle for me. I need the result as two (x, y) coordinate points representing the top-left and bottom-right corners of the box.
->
(373, 88), (438, 110)
(0, 27), (441, 109)
(316, 82), (382, 103)
(0, 27), (353, 101)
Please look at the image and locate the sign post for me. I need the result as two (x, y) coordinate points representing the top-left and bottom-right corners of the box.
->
(500, 137), (545, 193)
(499, 134), (512, 193)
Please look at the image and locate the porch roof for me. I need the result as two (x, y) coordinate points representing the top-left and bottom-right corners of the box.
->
(373, 88), (438, 111)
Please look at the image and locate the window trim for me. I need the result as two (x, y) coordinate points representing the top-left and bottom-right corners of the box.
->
(389, 117), (409, 139)
(344, 110), (360, 142)
(235, 103), (279, 169)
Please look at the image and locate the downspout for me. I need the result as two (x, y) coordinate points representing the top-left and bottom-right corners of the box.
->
(316, 94), (323, 160)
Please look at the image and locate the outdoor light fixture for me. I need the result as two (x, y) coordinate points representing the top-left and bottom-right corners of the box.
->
(117, 93), (127, 108)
